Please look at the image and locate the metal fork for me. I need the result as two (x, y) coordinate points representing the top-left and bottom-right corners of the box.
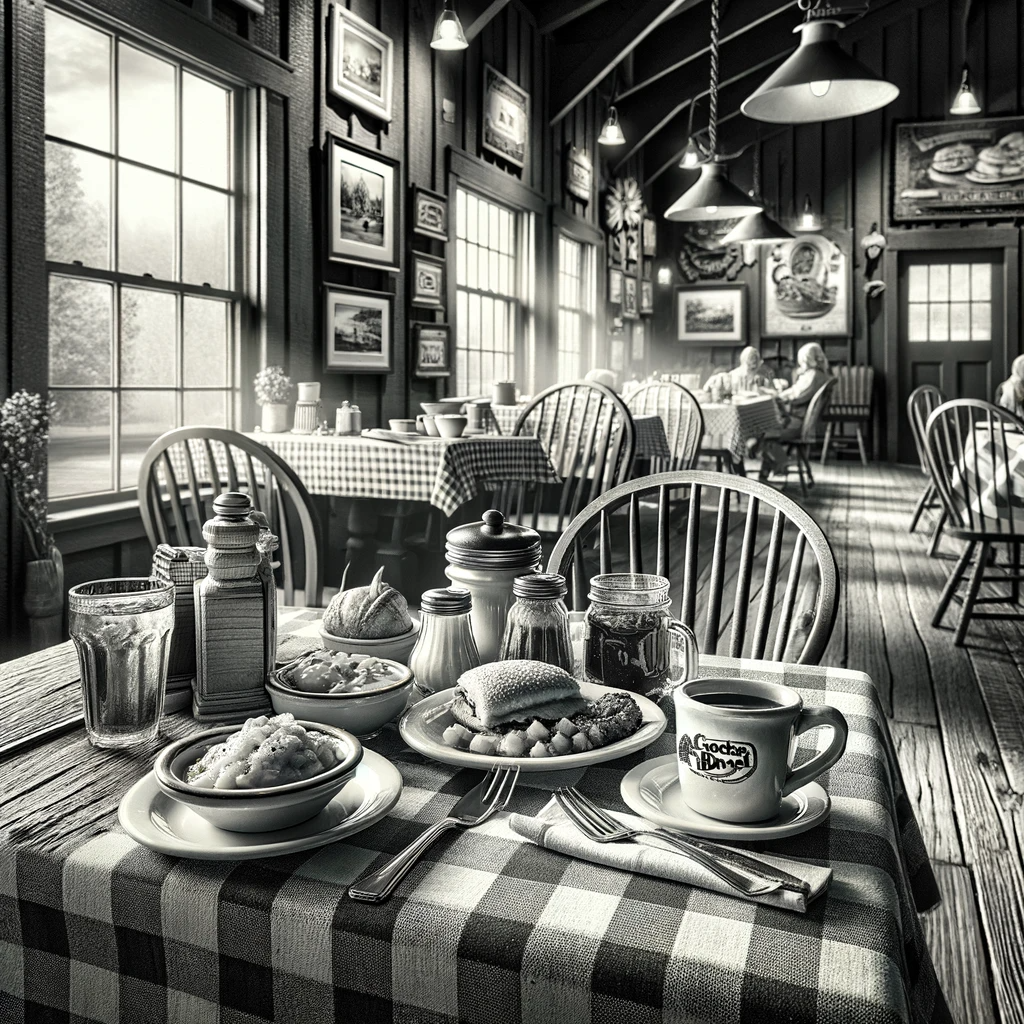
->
(554, 787), (783, 898)
(349, 766), (520, 903)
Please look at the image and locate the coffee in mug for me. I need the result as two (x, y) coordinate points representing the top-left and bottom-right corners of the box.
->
(673, 677), (848, 823)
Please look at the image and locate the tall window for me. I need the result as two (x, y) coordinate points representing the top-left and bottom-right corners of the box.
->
(907, 262), (992, 342)
(455, 187), (520, 395)
(557, 235), (595, 382)
(45, 7), (243, 501)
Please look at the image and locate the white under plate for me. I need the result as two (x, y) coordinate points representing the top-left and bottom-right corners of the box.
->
(399, 681), (666, 772)
(118, 748), (402, 859)
(620, 754), (830, 841)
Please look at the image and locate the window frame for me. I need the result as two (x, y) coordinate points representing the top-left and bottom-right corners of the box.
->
(555, 232), (597, 384)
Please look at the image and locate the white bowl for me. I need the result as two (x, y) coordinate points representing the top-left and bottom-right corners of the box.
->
(435, 414), (467, 439)
(318, 618), (420, 663)
(421, 400), (465, 416)
(153, 721), (362, 833)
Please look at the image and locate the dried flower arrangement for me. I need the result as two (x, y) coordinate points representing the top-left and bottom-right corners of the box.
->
(0, 390), (55, 561)
(254, 366), (292, 406)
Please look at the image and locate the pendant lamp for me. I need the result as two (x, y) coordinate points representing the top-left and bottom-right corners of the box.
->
(950, 65), (981, 115)
(741, 18), (899, 123)
(598, 106), (626, 146)
(678, 97), (710, 169)
(430, 0), (468, 51)
(720, 146), (793, 244)
(797, 194), (822, 231)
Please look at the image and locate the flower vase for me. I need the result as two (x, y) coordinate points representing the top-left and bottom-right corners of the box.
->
(23, 547), (64, 651)
(261, 403), (289, 433)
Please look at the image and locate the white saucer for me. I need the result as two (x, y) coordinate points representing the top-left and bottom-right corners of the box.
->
(620, 754), (830, 841)
(118, 748), (402, 859)
(399, 681), (666, 773)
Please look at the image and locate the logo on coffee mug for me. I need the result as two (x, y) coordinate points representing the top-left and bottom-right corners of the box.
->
(678, 731), (757, 783)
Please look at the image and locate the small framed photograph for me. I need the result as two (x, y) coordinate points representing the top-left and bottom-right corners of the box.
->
(329, 5), (394, 122)
(642, 217), (657, 256)
(482, 64), (530, 169)
(677, 283), (746, 344)
(609, 267), (623, 304)
(324, 285), (393, 374)
(411, 322), (451, 378)
(565, 145), (593, 203)
(410, 252), (445, 308)
(610, 338), (626, 372)
(327, 136), (399, 271)
(622, 275), (639, 320)
(632, 321), (645, 362)
(640, 280), (654, 315)
(412, 186), (448, 242)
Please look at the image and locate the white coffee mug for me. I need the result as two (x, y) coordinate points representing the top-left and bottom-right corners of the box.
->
(297, 381), (321, 403)
(673, 677), (848, 823)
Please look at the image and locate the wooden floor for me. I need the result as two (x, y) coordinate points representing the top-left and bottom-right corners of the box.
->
(788, 460), (1023, 1024)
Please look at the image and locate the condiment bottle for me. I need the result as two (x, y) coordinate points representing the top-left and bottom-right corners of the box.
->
(351, 404), (362, 433)
(500, 573), (573, 673)
(336, 402), (353, 435)
(444, 509), (541, 663)
(408, 588), (480, 695)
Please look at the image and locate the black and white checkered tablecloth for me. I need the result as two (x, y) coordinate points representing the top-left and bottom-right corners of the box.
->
(954, 426), (1024, 525)
(700, 397), (782, 462)
(0, 608), (949, 1024)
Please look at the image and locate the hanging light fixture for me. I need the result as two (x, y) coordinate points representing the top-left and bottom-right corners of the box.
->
(741, 11), (899, 123)
(950, 65), (981, 115)
(430, 0), (468, 51)
(721, 144), (794, 244)
(678, 97), (710, 169)
(797, 194), (823, 231)
(598, 105), (626, 146)
(664, 0), (762, 221)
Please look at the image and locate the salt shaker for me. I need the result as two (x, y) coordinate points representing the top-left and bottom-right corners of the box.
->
(351, 404), (362, 434)
(408, 588), (480, 695)
(500, 573), (573, 673)
(336, 401), (353, 435)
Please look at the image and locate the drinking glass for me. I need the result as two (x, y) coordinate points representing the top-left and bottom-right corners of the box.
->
(68, 577), (175, 748)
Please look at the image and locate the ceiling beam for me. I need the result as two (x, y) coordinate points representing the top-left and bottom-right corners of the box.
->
(463, 0), (514, 42)
(537, 0), (615, 34)
(548, 0), (700, 125)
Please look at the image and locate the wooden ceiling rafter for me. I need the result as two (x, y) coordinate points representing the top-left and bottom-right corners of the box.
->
(535, 0), (615, 34)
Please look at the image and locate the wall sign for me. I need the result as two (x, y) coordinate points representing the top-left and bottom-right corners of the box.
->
(762, 233), (851, 338)
(565, 146), (593, 203)
(482, 65), (530, 169)
(329, 5), (394, 123)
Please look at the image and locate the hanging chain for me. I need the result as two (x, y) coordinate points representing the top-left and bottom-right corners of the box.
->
(752, 137), (761, 198)
(708, 0), (720, 157)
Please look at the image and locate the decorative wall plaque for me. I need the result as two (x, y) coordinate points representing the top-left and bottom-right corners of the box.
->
(565, 146), (593, 203)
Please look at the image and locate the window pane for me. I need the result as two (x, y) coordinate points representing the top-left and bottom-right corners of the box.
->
(971, 263), (991, 301)
(971, 302), (991, 340)
(118, 164), (176, 279)
(184, 296), (229, 387)
(184, 390), (227, 427)
(118, 43), (175, 171)
(46, 143), (111, 268)
(949, 263), (970, 298)
(120, 390), (176, 488)
(929, 303), (949, 341)
(928, 264), (949, 301)
(121, 288), (176, 385)
(49, 277), (112, 385)
(949, 302), (970, 341)
(49, 390), (112, 497)
(182, 73), (230, 188)
(456, 239), (467, 286)
(45, 10), (111, 151)
(182, 183), (229, 288)
(908, 265), (928, 302)
(456, 188), (466, 239)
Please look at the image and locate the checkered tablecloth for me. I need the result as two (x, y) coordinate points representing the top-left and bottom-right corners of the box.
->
(0, 608), (949, 1024)
(248, 433), (559, 516)
(954, 426), (1024, 526)
(699, 396), (782, 462)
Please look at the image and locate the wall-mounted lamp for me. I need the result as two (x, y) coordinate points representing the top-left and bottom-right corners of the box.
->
(950, 65), (981, 115)
(430, 0), (468, 50)
(657, 265), (673, 286)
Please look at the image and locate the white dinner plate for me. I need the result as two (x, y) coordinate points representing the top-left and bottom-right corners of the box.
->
(620, 754), (830, 841)
(118, 748), (402, 860)
(399, 681), (667, 772)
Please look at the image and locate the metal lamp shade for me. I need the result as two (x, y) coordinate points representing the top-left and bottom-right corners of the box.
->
(430, 5), (468, 50)
(741, 20), (899, 124)
(721, 211), (794, 244)
(598, 108), (626, 146)
(664, 162), (762, 222)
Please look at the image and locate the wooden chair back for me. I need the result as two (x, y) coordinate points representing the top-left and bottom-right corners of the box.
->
(626, 381), (705, 472)
(828, 365), (874, 416)
(138, 427), (324, 606)
(502, 381), (636, 533)
(924, 399), (1024, 537)
(907, 385), (944, 478)
(799, 377), (838, 444)
(548, 470), (839, 664)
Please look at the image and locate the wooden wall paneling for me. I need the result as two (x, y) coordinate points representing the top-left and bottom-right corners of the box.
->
(916, 2), (951, 121)
(0, 0), (10, 657)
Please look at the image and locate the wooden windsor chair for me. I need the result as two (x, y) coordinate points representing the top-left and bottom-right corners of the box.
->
(924, 399), (1024, 645)
(626, 381), (705, 472)
(548, 470), (839, 664)
(138, 427), (324, 607)
(498, 381), (636, 536)
(820, 365), (874, 466)
(777, 377), (837, 496)
(907, 384), (946, 556)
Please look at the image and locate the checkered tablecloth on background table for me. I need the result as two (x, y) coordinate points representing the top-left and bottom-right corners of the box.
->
(0, 607), (950, 1024)
(954, 426), (1024, 525)
(698, 396), (782, 463)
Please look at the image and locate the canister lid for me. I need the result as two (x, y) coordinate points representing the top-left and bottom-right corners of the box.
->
(445, 509), (542, 570)
(513, 573), (567, 600)
(420, 587), (473, 615)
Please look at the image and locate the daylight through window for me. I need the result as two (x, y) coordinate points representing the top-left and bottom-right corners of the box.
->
(557, 235), (594, 382)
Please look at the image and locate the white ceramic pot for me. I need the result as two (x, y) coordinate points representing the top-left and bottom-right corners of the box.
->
(261, 403), (289, 433)
(445, 562), (539, 663)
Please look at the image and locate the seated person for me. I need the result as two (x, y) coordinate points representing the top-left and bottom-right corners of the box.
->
(728, 346), (774, 394)
(584, 368), (618, 392)
(996, 354), (1024, 420)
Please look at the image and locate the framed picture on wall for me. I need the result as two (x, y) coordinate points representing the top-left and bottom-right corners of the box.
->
(410, 252), (445, 308)
(632, 321), (645, 362)
(640, 280), (654, 315)
(565, 146), (593, 203)
(761, 233), (851, 338)
(329, 5), (394, 122)
(609, 267), (623, 304)
(324, 285), (393, 374)
(412, 186), (448, 242)
(327, 137), (399, 271)
(642, 217), (657, 256)
(677, 283), (746, 344)
(622, 275), (639, 319)
(482, 65), (530, 169)
(411, 322), (451, 378)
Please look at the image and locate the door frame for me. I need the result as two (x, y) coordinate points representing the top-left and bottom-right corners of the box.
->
(882, 226), (1020, 463)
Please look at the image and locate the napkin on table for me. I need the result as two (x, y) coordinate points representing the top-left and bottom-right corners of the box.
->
(508, 798), (831, 914)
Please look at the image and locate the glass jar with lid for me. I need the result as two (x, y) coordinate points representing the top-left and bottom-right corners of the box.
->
(408, 587), (480, 696)
(500, 573), (572, 672)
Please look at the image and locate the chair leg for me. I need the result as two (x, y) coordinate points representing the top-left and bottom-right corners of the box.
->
(955, 541), (990, 646)
(909, 483), (932, 533)
(820, 423), (834, 466)
(933, 540), (975, 627)
(792, 448), (808, 496)
(801, 447), (815, 488)
(928, 510), (947, 558)
(855, 425), (868, 466)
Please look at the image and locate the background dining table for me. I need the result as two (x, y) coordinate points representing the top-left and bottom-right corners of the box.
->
(696, 394), (782, 465)
(0, 606), (951, 1024)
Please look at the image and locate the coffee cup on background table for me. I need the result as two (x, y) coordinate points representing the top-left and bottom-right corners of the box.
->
(673, 677), (848, 823)
(389, 419), (418, 434)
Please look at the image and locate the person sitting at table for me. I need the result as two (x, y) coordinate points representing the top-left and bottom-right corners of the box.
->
(728, 346), (773, 394)
(584, 368), (618, 392)
(996, 354), (1024, 419)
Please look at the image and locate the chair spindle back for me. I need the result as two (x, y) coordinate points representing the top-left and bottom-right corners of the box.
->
(626, 381), (705, 472)
(907, 385), (944, 478)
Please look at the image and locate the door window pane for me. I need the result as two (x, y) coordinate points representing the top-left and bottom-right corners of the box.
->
(182, 183), (229, 288)
(49, 278), (113, 386)
(949, 263), (970, 298)
(971, 303), (991, 340)
(46, 143), (111, 269)
(118, 44), (176, 171)
(45, 10), (111, 152)
(121, 288), (176, 385)
(49, 391), (112, 497)
(118, 164), (176, 280)
(929, 304), (949, 341)
(928, 265), (949, 301)
(971, 263), (991, 301)
(905, 260), (994, 346)
(908, 304), (928, 342)
(908, 265), (928, 302)
(120, 390), (176, 486)
(949, 302), (970, 341)
(182, 73), (230, 188)
(183, 296), (229, 387)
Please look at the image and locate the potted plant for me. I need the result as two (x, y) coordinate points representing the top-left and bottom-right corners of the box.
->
(0, 390), (63, 651)
(254, 366), (292, 433)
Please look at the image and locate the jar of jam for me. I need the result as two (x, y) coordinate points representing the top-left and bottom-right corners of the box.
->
(583, 573), (697, 697)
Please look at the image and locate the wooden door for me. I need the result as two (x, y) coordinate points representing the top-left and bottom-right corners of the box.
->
(897, 250), (1005, 463)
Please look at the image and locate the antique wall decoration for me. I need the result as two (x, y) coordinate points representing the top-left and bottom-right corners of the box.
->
(622, 276), (639, 320)
(565, 146), (593, 203)
(610, 337), (626, 372)
(329, 6), (394, 122)
(642, 217), (657, 256)
(762, 233), (851, 337)
(324, 286), (393, 374)
(412, 186), (448, 241)
(640, 280), (654, 315)
(328, 137), (399, 271)
(411, 322), (452, 378)
(677, 284), (746, 344)
(893, 116), (1024, 222)
(632, 322), (646, 362)
(608, 268), (623, 304)
(675, 218), (745, 282)
(410, 252), (445, 308)
(482, 65), (530, 169)
(604, 177), (644, 266)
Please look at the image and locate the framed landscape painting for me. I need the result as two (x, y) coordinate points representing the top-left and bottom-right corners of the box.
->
(329, 5), (394, 122)
(482, 65), (529, 169)
(410, 252), (445, 308)
(677, 284), (746, 343)
(328, 137), (399, 271)
(762, 233), (850, 338)
(411, 322), (451, 378)
(324, 286), (393, 374)
(412, 186), (448, 242)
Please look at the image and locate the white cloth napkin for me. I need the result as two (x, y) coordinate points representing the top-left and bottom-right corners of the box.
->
(508, 798), (832, 914)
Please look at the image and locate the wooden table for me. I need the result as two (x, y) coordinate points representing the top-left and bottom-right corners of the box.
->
(697, 395), (782, 464)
